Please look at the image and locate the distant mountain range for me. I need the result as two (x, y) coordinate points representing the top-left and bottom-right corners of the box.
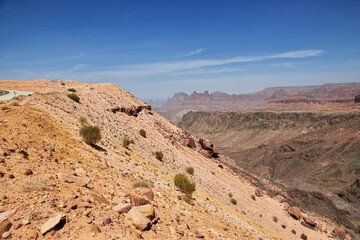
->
(162, 82), (360, 109)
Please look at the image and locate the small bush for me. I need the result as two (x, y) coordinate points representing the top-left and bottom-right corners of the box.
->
(68, 88), (76, 92)
(186, 167), (194, 175)
(155, 151), (164, 161)
(300, 234), (307, 240)
(231, 198), (237, 205)
(123, 138), (134, 148)
(1, 106), (10, 111)
(67, 93), (80, 103)
(174, 174), (195, 195)
(61, 82), (65, 85)
(228, 193), (233, 198)
(251, 195), (256, 201)
(291, 229), (296, 235)
(282, 224), (286, 229)
(80, 125), (101, 145)
(272, 216), (278, 223)
(139, 129), (146, 138)
(133, 180), (150, 188)
(79, 116), (88, 126)
(184, 193), (193, 204)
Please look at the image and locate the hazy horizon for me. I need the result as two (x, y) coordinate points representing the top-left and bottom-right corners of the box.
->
(1, 0), (360, 99)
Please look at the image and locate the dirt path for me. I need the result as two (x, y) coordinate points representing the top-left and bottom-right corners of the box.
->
(0, 89), (32, 100)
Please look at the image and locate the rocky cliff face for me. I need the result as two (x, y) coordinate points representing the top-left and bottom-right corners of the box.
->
(1, 80), (347, 240)
(179, 109), (360, 235)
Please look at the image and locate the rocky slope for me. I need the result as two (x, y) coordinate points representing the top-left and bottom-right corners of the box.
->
(0, 80), (349, 239)
(179, 109), (360, 236)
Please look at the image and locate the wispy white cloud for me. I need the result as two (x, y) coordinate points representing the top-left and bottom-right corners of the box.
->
(66, 64), (87, 72)
(183, 48), (206, 57)
(87, 49), (323, 77)
(269, 62), (295, 68)
(71, 52), (84, 59)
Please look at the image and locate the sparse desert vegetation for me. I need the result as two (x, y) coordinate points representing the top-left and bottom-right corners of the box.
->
(123, 137), (134, 148)
(174, 173), (195, 195)
(139, 129), (146, 137)
(67, 88), (76, 92)
(155, 151), (164, 161)
(80, 125), (101, 145)
(231, 198), (237, 205)
(186, 166), (194, 175)
(67, 93), (80, 103)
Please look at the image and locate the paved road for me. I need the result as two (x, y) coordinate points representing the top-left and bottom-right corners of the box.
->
(0, 89), (32, 100)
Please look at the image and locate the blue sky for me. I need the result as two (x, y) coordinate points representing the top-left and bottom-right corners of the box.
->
(0, 0), (360, 99)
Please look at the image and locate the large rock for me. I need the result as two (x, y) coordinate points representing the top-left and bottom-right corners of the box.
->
(333, 227), (346, 240)
(57, 173), (90, 187)
(0, 208), (16, 223)
(126, 208), (151, 231)
(288, 206), (301, 220)
(303, 217), (316, 227)
(130, 196), (150, 206)
(40, 212), (64, 235)
(113, 203), (132, 214)
(134, 187), (154, 201)
(182, 137), (196, 149)
(0, 220), (12, 236)
(133, 204), (155, 220)
(255, 188), (263, 197)
(199, 139), (219, 158)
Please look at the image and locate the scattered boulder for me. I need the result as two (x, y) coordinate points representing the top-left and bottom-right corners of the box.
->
(355, 95), (360, 103)
(112, 105), (152, 117)
(288, 206), (301, 220)
(57, 173), (90, 187)
(2, 231), (11, 239)
(40, 212), (64, 235)
(0, 220), (12, 236)
(130, 196), (150, 206)
(134, 187), (154, 201)
(8, 174), (14, 179)
(182, 136), (196, 149)
(24, 169), (33, 175)
(199, 139), (219, 158)
(133, 204), (155, 220)
(113, 203), (132, 214)
(333, 227), (346, 240)
(126, 208), (152, 231)
(0, 208), (17, 223)
(102, 218), (112, 226)
(0, 172), (4, 178)
(275, 195), (284, 203)
(90, 192), (109, 205)
(303, 217), (316, 227)
(90, 225), (101, 233)
(283, 203), (289, 211)
(255, 188), (263, 197)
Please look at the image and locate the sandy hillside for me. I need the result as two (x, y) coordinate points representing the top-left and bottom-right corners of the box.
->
(0, 80), (351, 239)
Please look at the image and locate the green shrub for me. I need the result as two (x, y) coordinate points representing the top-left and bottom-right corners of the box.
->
(61, 82), (65, 85)
(291, 229), (296, 235)
(79, 116), (88, 126)
(184, 193), (193, 204)
(272, 216), (278, 223)
(251, 195), (256, 201)
(186, 167), (194, 175)
(282, 224), (286, 229)
(67, 88), (76, 92)
(174, 174), (195, 195)
(80, 125), (101, 145)
(139, 129), (146, 138)
(231, 198), (237, 205)
(228, 193), (233, 198)
(67, 93), (80, 103)
(123, 138), (134, 148)
(300, 234), (307, 240)
(133, 180), (150, 188)
(155, 151), (164, 161)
